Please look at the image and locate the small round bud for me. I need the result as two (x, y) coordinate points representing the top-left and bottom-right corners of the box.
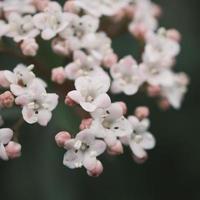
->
(5, 141), (21, 159)
(51, 67), (65, 84)
(166, 29), (181, 42)
(55, 131), (71, 147)
(79, 118), (93, 130)
(0, 71), (10, 88)
(116, 101), (127, 115)
(135, 106), (150, 120)
(20, 38), (39, 57)
(107, 141), (124, 155)
(103, 53), (118, 68)
(147, 85), (161, 97)
(87, 161), (103, 177)
(0, 91), (15, 108)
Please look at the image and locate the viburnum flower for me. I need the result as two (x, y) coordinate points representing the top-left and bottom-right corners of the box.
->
(142, 28), (180, 69)
(15, 79), (58, 126)
(6, 13), (39, 43)
(65, 50), (105, 80)
(20, 38), (39, 56)
(73, 0), (131, 17)
(67, 76), (111, 112)
(59, 14), (99, 51)
(33, 2), (69, 40)
(0, 128), (13, 160)
(4, 64), (35, 96)
(110, 56), (144, 95)
(121, 116), (155, 159)
(63, 129), (106, 172)
(129, 0), (159, 38)
(159, 71), (189, 109)
(0, 0), (36, 16)
(90, 103), (132, 147)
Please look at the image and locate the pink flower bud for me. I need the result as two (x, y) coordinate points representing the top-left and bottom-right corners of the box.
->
(103, 53), (118, 68)
(5, 141), (21, 159)
(51, 67), (65, 84)
(79, 118), (93, 130)
(124, 5), (135, 18)
(159, 98), (170, 111)
(0, 71), (10, 88)
(51, 38), (70, 56)
(63, 0), (79, 14)
(130, 24), (147, 40)
(32, 0), (50, 11)
(65, 95), (77, 107)
(166, 29), (181, 42)
(20, 38), (39, 57)
(135, 106), (150, 120)
(116, 101), (127, 115)
(152, 5), (162, 17)
(147, 85), (161, 97)
(0, 91), (15, 108)
(55, 131), (71, 147)
(133, 154), (148, 164)
(87, 161), (103, 177)
(107, 141), (124, 155)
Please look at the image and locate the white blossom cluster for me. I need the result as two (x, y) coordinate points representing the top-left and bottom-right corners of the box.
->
(0, 0), (189, 176)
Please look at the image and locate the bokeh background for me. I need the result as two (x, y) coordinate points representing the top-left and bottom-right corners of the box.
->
(0, 0), (200, 200)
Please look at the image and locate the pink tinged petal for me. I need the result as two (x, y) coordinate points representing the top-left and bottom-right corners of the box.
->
(122, 56), (136, 68)
(65, 63), (80, 79)
(44, 93), (59, 111)
(5, 141), (21, 159)
(22, 107), (38, 124)
(37, 110), (52, 126)
(28, 79), (46, 96)
(90, 140), (106, 156)
(105, 134), (117, 147)
(15, 95), (30, 106)
(83, 155), (97, 171)
(124, 84), (139, 95)
(111, 81), (123, 94)
(63, 150), (83, 169)
(0, 144), (8, 160)
(140, 133), (156, 149)
(55, 131), (71, 147)
(67, 90), (84, 104)
(107, 140), (123, 155)
(93, 94), (111, 109)
(80, 102), (97, 112)
(0, 128), (13, 144)
(3, 71), (16, 83)
(130, 142), (147, 159)
(10, 84), (26, 96)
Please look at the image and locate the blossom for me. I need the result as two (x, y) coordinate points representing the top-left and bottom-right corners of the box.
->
(67, 76), (111, 112)
(63, 129), (106, 172)
(142, 29), (180, 69)
(0, 91), (15, 108)
(59, 14), (99, 51)
(0, 128), (13, 160)
(6, 13), (39, 42)
(159, 71), (189, 109)
(15, 79), (58, 126)
(33, 2), (69, 40)
(121, 116), (155, 159)
(90, 103), (132, 147)
(74, 0), (131, 17)
(0, 0), (36, 16)
(110, 56), (144, 95)
(65, 50), (105, 80)
(4, 64), (36, 96)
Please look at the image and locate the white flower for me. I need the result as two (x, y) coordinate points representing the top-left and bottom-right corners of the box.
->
(59, 14), (99, 51)
(90, 103), (132, 147)
(0, 128), (13, 160)
(4, 64), (36, 96)
(67, 76), (111, 112)
(142, 29), (180, 69)
(15, 79), (58, 126)
(122, 116), (155, 159)
(74, 0), (130, 17)
(110, 56), (144, 95)
(159, 71), (189, 109)
(0, 0), (36, 16)
(129, 0), (159, 36)
(65, 50), (106, 80)
(33, 2), (69, 40)
(63, 129), (106, 170)
(6, 13), (39, 42)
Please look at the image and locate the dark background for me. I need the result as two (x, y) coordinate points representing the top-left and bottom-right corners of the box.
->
(0, 0), (200, 200)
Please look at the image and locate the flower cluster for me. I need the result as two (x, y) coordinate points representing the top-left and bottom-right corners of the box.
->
(0, 0), (189, 176)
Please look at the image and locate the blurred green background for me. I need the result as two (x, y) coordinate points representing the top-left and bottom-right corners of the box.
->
(0, 0), (200, 199)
